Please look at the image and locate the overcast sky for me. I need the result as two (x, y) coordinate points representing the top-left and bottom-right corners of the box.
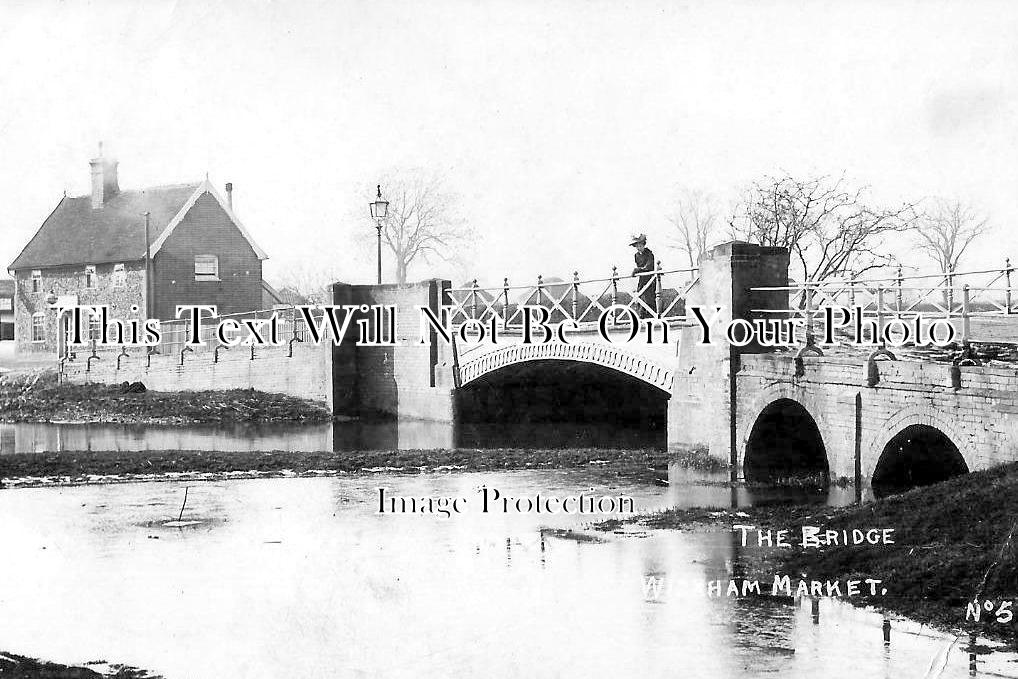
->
(1, 0), (1016, 289)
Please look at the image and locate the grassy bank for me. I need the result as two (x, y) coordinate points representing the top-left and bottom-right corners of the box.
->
(0, 651), (155, 678)
(0, 447), (669, 486)
(0, 371), (331, 424)
(599, 463), (1018, 636)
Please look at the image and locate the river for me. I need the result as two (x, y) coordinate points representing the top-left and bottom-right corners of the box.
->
(0, 466), (1014, 678)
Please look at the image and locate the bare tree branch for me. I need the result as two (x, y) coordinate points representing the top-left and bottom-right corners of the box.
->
(730, 173), (919, 281)
(914, 198), (992, 273)
(665, 188), (720, 268)
(372, 170), (474, 284)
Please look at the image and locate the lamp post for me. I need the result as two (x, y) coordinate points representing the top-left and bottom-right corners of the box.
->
(369, 184), (389, 285)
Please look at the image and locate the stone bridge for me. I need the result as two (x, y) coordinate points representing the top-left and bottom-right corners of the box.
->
(64, 241), (1018, 494)
(329, 241), (1018, 494)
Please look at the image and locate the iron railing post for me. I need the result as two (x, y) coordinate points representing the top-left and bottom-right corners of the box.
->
(571, 271), (579, 320)
(946, 269), (955, 316)
(962, 283), (971, 346)
(804, 283), (815, 346)
(471, 279), (479, 320)
(655, 259), (662, 318)
(1006, 258), (1013, 315)
(895, 264), (903, 320)
(610, 266), (619, 328)
(876, 285), (886, 347)
(502, 277), (510, 322)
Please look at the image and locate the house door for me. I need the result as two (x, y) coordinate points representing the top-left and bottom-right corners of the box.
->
(58, 313), (72, 358)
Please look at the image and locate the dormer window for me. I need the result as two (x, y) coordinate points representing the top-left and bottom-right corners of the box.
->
(195, 255), (219, 281)
(84, 265), (96, 289)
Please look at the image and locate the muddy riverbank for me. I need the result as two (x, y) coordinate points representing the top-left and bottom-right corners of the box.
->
(0, 372), (331, 425)
(0, 447), (669, 488)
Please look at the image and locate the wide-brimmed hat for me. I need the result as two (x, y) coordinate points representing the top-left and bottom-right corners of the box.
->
(629, 233), (647, 246)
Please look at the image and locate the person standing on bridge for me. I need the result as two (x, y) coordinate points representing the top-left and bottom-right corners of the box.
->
(630, 233), (657, 318)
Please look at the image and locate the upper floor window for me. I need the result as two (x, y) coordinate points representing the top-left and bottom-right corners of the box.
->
(112, 263), (126, 288)
(31, 312), (45, 342)
(84, 265), (96, 289)
(0, 297), (11, 311)
(31, 270), (42, 293)
(195, 255), (219, 281)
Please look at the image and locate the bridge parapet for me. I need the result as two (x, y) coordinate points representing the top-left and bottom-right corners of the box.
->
(447, 266), (698, 328)
(750, 259), (1018, 346)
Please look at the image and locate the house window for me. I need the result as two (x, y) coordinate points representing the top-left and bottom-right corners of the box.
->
(31, 270), (42, 293)
(89, 311), (102, 343)
(84, 265), (96, 289)
(112, 263), (126, 288)
(31, 312), (45, 342)
(0, 297), (11, 312)
(195, 255), (219, 281)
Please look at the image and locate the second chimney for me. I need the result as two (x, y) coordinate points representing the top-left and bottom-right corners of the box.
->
(89, 144), (119, 209)
(225, 182), (233, 209)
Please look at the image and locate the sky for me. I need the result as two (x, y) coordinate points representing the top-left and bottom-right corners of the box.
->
(1, 0), (1016, 290)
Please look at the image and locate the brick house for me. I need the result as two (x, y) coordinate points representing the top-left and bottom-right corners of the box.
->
(0, 279), (13, 341)
(7, 151), (269, 355)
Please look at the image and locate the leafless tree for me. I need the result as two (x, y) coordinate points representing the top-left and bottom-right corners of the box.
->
(731, 174), (919, 281)
(914, 199), (991, 274)
(273, 265), (344, 304)
(372, 170), (473, 285)
(666, 188), (720, 268)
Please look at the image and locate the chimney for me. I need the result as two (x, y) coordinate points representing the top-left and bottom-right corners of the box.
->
(89, 142), (119, 209)
(225, 182), (233, 209)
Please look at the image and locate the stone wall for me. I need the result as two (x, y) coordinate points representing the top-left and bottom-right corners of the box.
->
(14, 261), (146, 355)
(331, 279), (456, 421)
(61, 341), (333, 407)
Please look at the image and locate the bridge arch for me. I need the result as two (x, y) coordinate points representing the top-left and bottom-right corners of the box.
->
(742, 394), (830, 484)
(454, 342), (671, 448)
(457, 342), (674, 393)
(865, 407), (971, 497)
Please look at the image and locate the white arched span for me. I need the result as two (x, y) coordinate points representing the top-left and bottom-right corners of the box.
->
(457, 342), (674, 393)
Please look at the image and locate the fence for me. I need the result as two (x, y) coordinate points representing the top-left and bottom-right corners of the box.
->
(63, 306), (325, 363)
(446, 264), (699, 329)
(750, 260), (1018, 346)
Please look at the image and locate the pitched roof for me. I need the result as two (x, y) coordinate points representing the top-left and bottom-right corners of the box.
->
(9, 183), (200, 271)
(262, 281), (310, 306)
(148, 181), (268, 261)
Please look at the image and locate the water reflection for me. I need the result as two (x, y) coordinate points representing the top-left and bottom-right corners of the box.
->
(665, 463), (860, 509)
(0, 420), (660, 456)
(0, 470), (1011, 678)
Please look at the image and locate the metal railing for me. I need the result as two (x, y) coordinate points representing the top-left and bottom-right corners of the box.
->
(64, 306), (324, 360)
(750, 260), (1018, 346)
(447, 264), (700, 329)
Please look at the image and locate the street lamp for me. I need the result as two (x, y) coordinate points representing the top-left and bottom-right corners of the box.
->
(369, 184), (389, 285)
